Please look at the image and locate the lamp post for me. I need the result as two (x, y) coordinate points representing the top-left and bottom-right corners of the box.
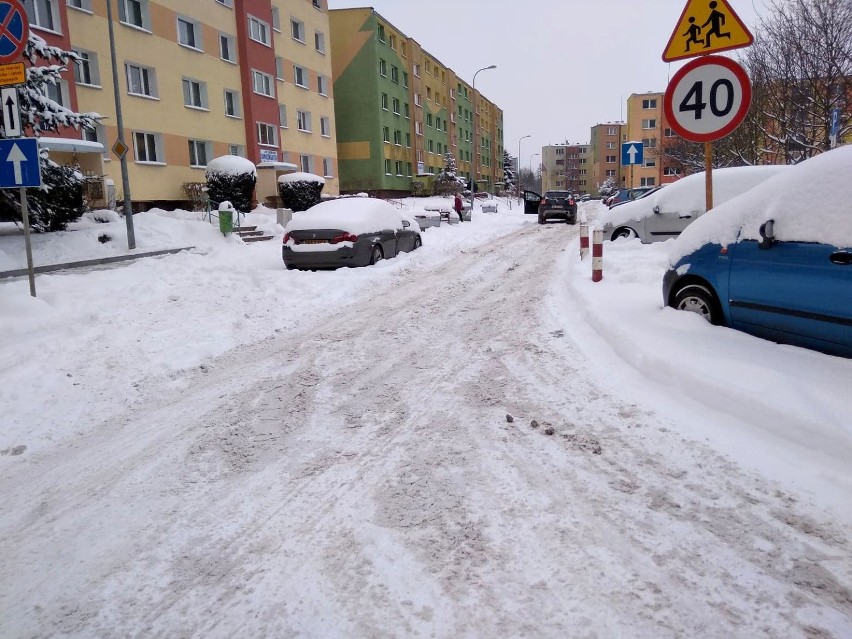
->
(517, 134), (530, 203)
(530, 153), (540, 192)
(470, 64), (496, 217)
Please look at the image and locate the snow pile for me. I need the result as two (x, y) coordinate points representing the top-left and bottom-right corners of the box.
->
(286, 198), (405, 235)
(278, 172), (326, 185)
(205, 155), (256, 176)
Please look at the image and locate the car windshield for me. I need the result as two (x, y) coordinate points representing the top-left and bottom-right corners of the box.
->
(545, 192), (572, 198)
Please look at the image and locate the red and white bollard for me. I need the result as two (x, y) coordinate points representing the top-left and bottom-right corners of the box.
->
(579, 224), (589, 259)
(592, 229), (603, 282)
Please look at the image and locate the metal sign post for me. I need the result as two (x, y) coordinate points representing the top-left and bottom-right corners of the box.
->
(19, 186), (34, 295)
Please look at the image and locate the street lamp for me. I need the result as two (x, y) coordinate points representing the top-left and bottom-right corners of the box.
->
(470, 64), (496, 216)
(530, 153), (540, 191)
(517, 134), (530, 203)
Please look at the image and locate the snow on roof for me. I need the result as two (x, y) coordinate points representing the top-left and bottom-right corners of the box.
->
(205, 155), (257, 176)
(670, 145), (852, 262)
(38, 137), (104, 153)
(602, 165), (787, 228)
(256, 161), (299, 171)
(285, 198), (403, 234)
(278, 172), (326, 185)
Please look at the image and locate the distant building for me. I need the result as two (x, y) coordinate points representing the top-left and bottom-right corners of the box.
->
(625, 92), (681, 187)
(329, 8), (503, 196)
(541, 143), (590, 193)
(589, 123), (625, 193)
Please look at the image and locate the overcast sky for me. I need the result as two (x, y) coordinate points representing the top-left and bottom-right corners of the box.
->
(328, 0), (771, 165)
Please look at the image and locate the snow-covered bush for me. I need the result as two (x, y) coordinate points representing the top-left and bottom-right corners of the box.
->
(205, 155), (257, 213)
(432, 152), (467, 196)
(278, 172), (325, 211)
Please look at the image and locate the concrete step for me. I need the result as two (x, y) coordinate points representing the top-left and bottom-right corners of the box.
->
(237, 230), (264, 237)
(242, 235), (274, 243)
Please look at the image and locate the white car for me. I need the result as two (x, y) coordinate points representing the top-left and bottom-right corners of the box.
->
(599, 165), (787, 243)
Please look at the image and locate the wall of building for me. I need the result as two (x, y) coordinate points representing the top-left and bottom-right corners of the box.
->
(626, 92), (663, 188)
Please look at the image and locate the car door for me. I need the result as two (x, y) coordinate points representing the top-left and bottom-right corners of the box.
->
(523, 190), (541, 214)
(644, 199), (701, 241)
(728, 239), (852, 353)
(398, 220), (415, 252)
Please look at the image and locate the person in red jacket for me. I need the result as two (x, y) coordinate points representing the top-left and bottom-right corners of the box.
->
(453, 193), (464, 222)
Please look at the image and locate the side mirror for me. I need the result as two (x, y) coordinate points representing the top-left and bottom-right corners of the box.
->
(402, 220), (410, 228)
(653, 205), (660, 214)
(759, 220), (775, 250)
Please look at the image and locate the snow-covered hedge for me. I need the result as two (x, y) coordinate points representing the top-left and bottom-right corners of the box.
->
(205, 155), (257, 213)
(278, 172), (325, 212)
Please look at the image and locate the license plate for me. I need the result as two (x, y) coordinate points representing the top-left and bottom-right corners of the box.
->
(300, 239), (326, 244)
(551, 205), (564, 210)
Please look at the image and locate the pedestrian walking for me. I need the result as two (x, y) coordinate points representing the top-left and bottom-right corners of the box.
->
(453, 193), (464, 222)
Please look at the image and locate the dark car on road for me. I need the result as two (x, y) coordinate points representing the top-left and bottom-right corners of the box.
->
(523, 190), (578, 224)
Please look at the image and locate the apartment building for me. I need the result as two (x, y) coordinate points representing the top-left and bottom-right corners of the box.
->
(25, 0), (339, 209)
(328, 7), (503, 196)
(589, 122), (625, 192)
(625, 92), (663, 188)
(540, 143), (589, 193)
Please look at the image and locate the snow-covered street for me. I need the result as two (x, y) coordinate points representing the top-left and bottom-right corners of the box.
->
(1, 201), (850, 638)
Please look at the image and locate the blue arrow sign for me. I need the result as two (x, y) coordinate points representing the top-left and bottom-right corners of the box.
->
(621, 141), (644, 166)
(0, 138), (41, 187)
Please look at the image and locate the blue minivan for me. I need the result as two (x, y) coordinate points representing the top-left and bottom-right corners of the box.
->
(663, 147), (852, 357)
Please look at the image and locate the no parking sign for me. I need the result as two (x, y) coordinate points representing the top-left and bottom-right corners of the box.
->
(0, 0), (29, 63)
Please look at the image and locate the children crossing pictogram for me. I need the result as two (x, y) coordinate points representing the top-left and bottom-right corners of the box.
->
(663, 0), (753, 62)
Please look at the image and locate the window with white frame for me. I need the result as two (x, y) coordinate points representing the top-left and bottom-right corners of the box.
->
(406, 132), (411, 147)
(393, 129), (401, 145)
(392, 97), (400, 114)
(404, 103), (409, 118)
(377, 24), (385, 42)
(384, 158), (391, 174)
(188, 139), (210, 167)
(644, 158), (656, 167)
(133, 131), (161, 162)
(67, 0), (93, 11)
(395, 160), (403, 176)
(317, 75), (328, 96)
(642, 98), (657, 109)
(606, 127), (617, 135)
(270, 7), (280, 31)
(43, 79), (67, 106)
(315, 31), (325, 54)
(219, 34), (236, 63)
(415, 121), (422, 136)
(224, 89), (240, 117)
(322, 158), (333, 177)
(177, 16), (202, 50)
(182, 78), (207, 109)
(215, 0), (233, 7)
(300, 154), (313, 172)
(606, 155), (616, 163)
(382, 126), (389, 142)
(640, 177), (656, 186)
(605, 142), (615, 149)
(391, 66), (398, 83)
(312, 0), (321, 9)
(378, 59), (386, 76)
(381, 93), (388, 110)
(126, 63), (157, 97)
(228, 144), (243, 156)
(297, 110), (311, 132)
(73, 49), (100, 86)
(664, 128), (676, 137)
(605, 169), (616, 177)
(413, 93), (421, 107)
(119, 0), (150, 30)
(320, 116), (330, 137)
(291, 18), (304, 42)
(257, 122), (276, 146)
(279, 104), (287, 128)
(413, 63), (420, 77)
(664, 166), (682, 176)
(26, 0), (60, 31)
(248, 15), (270, 45)
(275, 57), (284, 80)
(642, 119), (656, 129)
(389, 34), (396, 50)
(402, 72), (408, 88)
(293, 65), (307, 88)
(641, 137), (658, 148)
(252, 70), (273, 97)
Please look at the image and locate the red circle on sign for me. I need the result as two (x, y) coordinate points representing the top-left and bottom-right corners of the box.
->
(664, 55), (752, 143)
(0, 0), (29, 64)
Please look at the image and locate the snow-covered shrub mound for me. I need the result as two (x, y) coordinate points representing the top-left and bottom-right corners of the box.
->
(278, 172), (325, 212)
(205, 155), (257, 213)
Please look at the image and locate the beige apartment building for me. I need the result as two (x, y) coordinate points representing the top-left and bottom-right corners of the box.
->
(625, 92), (664, 188)
(540, 143), (590, 193)
(589, 122), (625, 193)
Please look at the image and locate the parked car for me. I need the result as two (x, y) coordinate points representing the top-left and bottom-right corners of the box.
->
(604, 186), (655, 208)
(536, 190), (578, 224)
(663, 146), (852, 357)
(609, 185), (665, 209)
(282, 198), (422, 270)
(599, 165), (787, 243)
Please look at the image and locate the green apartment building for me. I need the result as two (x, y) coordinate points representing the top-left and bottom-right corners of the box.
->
(329, 8), (503, 196)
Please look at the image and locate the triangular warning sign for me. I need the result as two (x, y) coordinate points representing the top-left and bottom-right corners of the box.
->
(662, 0), (754, 62)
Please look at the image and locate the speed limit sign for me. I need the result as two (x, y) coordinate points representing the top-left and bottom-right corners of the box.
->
(663, 55), (752, 143)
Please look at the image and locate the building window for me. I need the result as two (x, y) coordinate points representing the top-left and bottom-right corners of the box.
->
(300, 154), (313, 172)
(404, 103), (409, 118)
(26, 0), (59, 31)
(378, 59), (386, 77)
(270, 6), (280, 30)
(133, 131), (160, 163)
(395, 160), (402, 176)
(382, 126), (389, 142)
(402, 72), (408, 88)
(257, 122), (276, 146)
(426, 113), (433, 127)
(605, 169), (616, 177)
(642, 119), (656, 129)
(606, 142), (615, 149)
(381, 93), (388, 110)
(384, 158), (391, 174)
(252, 70), (273, 97)
(323, 158), (333, 177)
(228, 144), (243, 157)
(275, 57), (285, 80)
(393, 129), (401, 145)
(182, 78), (207, 109)
(641, 138), (658, 148)
(126, 63), (157, 97)
(67, 0), (93, 11)
(405, 132), (411, 148)
(392, 98), (400, 115)
(391, 66), (398, 83)
(644, 158), (656, 167)
(320, 116), (330, 137)
(293, 65), (307, 88)
(377, 24), (385, 42)
(219, 34), (236, 63)
(664, 128), (677, 138)
(315, 31), (325, 54)
(415, 122), (422, 136)
(248, 15), (270, 45)
(641, 177), (656, 186)
(297, 110), (311, 132)
(43, 79), (66, 106)
(224, 89), (240, 117)
(606, 155), (616, 163)
(72, 49), (100, 86)
(118, 0), (149, 30)
(317, 75), (328, 96)
(606, 127), (617, 135)
(291, 19), (304, 43)
(664, 167), (682, 176)
(312, 0), (321, 8)
(413, 63), (420, 77)
(177, 16), (201, 50)
(414, 93), (421, 107)
(642, 98), (657, 109)
(188, 140), (210, 167)
(278, 104), (287, 128)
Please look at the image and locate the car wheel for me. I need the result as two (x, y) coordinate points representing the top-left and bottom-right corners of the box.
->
(612, 227), (638, 240)
(413, 236), (422, 250)
(369, 244), (384, 265)
(673, 284), (723, 325)
(538, 216), (545, 225)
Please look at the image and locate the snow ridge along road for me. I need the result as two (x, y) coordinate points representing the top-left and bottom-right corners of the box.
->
(2, 223), (850, 638)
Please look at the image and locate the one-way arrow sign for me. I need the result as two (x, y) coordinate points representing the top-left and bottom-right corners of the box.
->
(621, 141), (644, 166)
(0, 137), (41, 187)
(0, 86), (21, 136)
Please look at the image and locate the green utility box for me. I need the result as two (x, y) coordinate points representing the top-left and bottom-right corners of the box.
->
(218, 208), (233, 235)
